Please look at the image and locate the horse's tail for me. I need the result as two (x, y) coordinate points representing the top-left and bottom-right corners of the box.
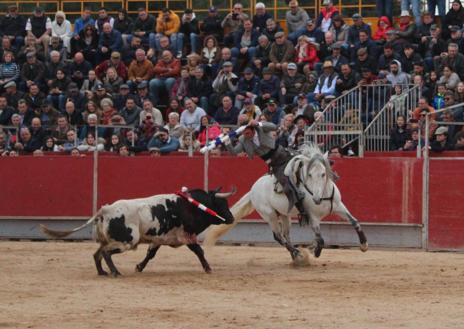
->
(203, 192), (254, 246)
(40, 211), (100, 239)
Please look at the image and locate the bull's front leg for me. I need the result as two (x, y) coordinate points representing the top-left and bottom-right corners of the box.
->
(136, 245), (161, 272)
(187, 244), (212, 273)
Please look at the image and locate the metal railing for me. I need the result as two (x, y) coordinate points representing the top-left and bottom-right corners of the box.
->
(363, 84), (421, 153)
(304, 85), (362, 154)
(305, 83), (420, 155)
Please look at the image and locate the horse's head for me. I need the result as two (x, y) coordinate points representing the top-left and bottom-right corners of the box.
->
(305, 154), (330, 205)
(286, 144), (333, 205)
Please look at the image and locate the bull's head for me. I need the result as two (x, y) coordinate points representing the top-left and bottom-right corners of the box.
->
(210, 186), (236, 224)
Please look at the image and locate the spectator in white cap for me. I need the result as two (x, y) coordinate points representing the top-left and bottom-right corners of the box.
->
(400, 0), (422, 26)
(431, 126), (453, 152)
(395, 10), (417, 44)
(51, 11), (72, 54)
(316, 0), (339, 33)
(280, 62), (306, 104)
(253, 2), (271, 32)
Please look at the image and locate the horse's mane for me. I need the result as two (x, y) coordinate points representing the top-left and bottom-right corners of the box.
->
(299, 143), (336, 181)
(298, 143), (323, 158)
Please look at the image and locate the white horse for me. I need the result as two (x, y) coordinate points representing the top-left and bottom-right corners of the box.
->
(204, 144), (368, 261)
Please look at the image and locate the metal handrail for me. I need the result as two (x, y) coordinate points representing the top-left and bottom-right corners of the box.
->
(363, 84), (421, 153)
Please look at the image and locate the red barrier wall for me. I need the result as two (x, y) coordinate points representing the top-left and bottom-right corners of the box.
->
(0, 156), (421, 224)
(0, 157), (93, 216)
(332, 157), (422, 224)
(428, 160), (464, 250)
(2, 155), (464, 249)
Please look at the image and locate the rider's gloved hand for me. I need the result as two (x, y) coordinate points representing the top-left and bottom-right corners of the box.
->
(228, 131), (237, 139)
(215, 137), (223, 146)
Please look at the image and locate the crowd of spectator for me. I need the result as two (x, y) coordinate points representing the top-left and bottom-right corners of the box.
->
(0, 0), (464, 157)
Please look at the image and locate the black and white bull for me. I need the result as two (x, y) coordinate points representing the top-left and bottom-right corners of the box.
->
(40, 188), (235, 277)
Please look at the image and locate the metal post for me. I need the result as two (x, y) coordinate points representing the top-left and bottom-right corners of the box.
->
(358, 131), (364, 158)
(203, 125), (209, 191)
(92, 126), (99, 215)
(421, 114), (430, 250)
(188, 130), (193, 157)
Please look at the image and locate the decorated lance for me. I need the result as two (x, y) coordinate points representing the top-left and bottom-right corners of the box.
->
(200, 125), (247, 153)
(176, 187), (226, 222)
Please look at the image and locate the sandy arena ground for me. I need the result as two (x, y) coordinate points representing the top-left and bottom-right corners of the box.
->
(1, 241), (463, 329)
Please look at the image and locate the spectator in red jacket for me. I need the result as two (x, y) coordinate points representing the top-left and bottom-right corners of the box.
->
(372, 16), (393, 44)
(94, 51), (128, 81)
(295, 35), (319, 73)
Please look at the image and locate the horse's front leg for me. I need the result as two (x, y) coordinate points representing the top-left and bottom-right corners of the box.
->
(310, 217), (324, 258)
(333, 202), (368, 252)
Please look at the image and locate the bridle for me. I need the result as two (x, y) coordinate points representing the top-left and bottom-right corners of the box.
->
(296, 157), (335, 214)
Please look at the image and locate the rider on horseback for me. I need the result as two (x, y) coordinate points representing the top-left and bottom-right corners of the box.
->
(224, 120), (310, 225)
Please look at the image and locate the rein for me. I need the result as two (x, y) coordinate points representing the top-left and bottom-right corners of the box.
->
(175, 189), (226, 222)
(296, 158), (335, 214)
(302, 183), (335, 214)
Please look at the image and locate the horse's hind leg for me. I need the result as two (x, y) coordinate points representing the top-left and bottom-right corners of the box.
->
(333, 202), (368, 252)
(270, 214), (300, 260)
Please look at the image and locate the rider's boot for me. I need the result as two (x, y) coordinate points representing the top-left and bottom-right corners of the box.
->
(295, 190), (310, 226)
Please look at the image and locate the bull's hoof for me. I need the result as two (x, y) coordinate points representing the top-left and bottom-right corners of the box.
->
(204, 266), (212, 274)
(135, 264), (144, 272)
(111, 271), (122, 278)
(97, 270), (108, 276)
(360, 242), (368, 252)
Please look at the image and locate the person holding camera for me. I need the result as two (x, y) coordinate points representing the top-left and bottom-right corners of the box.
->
(221, 3), (249, 48)
(211, 61), (239, 114)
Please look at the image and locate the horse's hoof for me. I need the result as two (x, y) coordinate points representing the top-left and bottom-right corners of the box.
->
(135, 264), (143, 272)
(360, 242), (368, 252)
(111, 271), (122, 278)
(204, 266), (212, 274)
(290, 249), (300, 260)
(292, 248), (311, 267)
(97, 271), (108, 276)
(313, 238), (324, 258)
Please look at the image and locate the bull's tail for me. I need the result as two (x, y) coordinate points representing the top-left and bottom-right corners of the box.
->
(203, 192), (254, 246)
(40, 211), (100, 239)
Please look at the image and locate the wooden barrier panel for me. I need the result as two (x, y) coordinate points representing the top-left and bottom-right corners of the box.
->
(0, 156), (422, 224)
(97, 156), (205, 207)
(332, 157), (423, 224)
(0, 157), (93, 217)
(428, 160), (464, 250)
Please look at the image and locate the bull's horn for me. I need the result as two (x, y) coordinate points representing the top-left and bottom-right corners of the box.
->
(215, 186), (237, 198)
